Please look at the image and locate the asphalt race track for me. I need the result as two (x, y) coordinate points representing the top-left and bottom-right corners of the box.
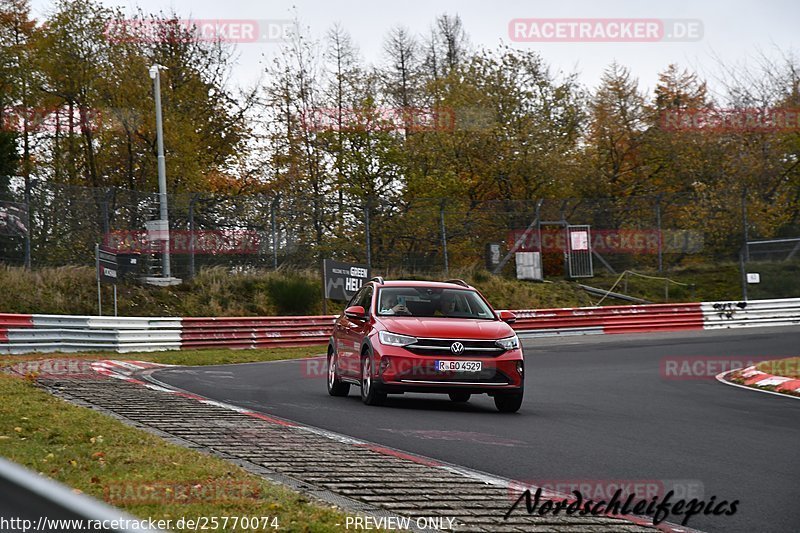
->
(153, 327), (800, 533)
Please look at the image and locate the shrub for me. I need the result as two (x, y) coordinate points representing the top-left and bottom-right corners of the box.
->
(266, 277), (320, 315)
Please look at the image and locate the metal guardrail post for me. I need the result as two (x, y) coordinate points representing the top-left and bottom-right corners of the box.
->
(188, 194), (198, 279)
(271, 195), (279, 269)
(440, 199), (449, 275)
(739, 249), (748, 302)
(741, 187), (749, 262)
(655, 194), (663, 272)
(364, 199), (371, 269)
(95, 243), (102, 316)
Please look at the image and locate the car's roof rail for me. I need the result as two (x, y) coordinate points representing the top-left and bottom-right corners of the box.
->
(369, 276), (385, 285)
(443, 279), (470, 288)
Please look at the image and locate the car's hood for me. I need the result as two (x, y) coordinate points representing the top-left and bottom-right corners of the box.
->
(375, 316), (514, 340)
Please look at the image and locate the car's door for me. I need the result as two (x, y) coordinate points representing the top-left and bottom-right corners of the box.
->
(351, 285), (375, 376)
(336, 285), (372, 378)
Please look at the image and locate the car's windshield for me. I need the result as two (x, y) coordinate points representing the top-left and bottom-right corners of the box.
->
(377, 287), (495, 319)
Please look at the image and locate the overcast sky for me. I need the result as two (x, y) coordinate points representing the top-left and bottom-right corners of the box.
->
(29, 0), (799, 99)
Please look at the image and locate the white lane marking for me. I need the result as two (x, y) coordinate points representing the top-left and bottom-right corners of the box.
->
(106, 360), (145, 370)
(199, 399), (251, 413)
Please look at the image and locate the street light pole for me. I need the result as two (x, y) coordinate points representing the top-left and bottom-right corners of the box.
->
(149, 64), (171, 278)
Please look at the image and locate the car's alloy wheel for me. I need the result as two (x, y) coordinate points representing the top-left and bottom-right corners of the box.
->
(448, 392), (471, 403)
(327, 351), (350, 397)
(494, 393), (523, 413)
(360, 352), (386, 406)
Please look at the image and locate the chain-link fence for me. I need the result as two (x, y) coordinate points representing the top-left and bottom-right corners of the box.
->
(742, 238), (800, 300)
(1, 181), (798, 299)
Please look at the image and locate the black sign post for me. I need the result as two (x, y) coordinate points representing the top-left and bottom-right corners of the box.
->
(98, 247), (119, 283)
(322, 259), (371, 314)
(96, 245), (120, 316)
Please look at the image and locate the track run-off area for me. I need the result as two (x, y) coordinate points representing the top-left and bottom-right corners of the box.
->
(152, 327), (800, 533)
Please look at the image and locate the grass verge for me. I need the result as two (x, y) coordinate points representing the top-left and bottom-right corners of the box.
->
(755, 356), (800, 379)
(0, 373), (357, 532)
(0, 345), (325, 369)
(0, 346), (384, 531)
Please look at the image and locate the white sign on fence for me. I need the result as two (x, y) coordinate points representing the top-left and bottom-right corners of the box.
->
(515, 252), (542, 281)
(746, 273), (761, 284)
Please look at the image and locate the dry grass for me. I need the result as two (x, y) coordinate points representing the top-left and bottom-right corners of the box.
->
(0, 263), (594, 316)
(756, 357), (800, 379)
(0, 345), (323, 369)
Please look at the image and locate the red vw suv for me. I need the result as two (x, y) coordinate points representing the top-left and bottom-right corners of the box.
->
(327, 278), (524, 412)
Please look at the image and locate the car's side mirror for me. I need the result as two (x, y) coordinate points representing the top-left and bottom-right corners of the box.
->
(498, 310), (517, 324)
(344, 305), (367, 320)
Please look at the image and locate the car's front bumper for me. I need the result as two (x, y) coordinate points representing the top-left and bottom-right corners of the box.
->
(371, 344), (524, 394)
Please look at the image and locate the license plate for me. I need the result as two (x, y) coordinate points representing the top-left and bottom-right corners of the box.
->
(435, 360), (482, 372)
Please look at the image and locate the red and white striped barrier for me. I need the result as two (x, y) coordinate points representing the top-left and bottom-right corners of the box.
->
(1, 297), (799, 354)
(0, 313), (332, 354)
(511, 302), (704, 337)
(181, 316), (335, 349)
(0, 314), (181, 354)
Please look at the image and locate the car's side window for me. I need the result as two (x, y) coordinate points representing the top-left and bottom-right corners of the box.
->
(348, 286), (366, 308)
(360, 286), (374, 315)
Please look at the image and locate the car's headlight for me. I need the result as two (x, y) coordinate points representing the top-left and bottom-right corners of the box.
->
(496, 335), (519, 351)
(379, 331), (417, 347)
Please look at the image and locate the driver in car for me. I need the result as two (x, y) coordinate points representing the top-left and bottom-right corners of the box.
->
(437, 293), (457, 316)
(380, 294), (410, 315)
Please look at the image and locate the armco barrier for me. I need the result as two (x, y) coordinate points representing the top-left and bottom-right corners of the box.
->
(0, 315), (181, 354)
(0, 313), (33, 345)
(181, 316), (335, 349)
(702, 298), (800, 329)
(511, 303), (705, 336)
(1, 298), (799, 354)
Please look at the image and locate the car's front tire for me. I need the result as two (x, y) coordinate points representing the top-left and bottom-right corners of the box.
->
(360, 351), (386, 406)
(327, 350), (350, 397)
(494, 392), (523, 413)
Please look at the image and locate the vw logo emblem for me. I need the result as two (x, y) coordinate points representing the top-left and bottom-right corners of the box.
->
(450, 342), (464, 354)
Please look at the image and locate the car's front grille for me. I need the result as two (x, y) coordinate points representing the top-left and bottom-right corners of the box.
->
(397, 369), (511, 385)
(405, 337), (505, 357)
